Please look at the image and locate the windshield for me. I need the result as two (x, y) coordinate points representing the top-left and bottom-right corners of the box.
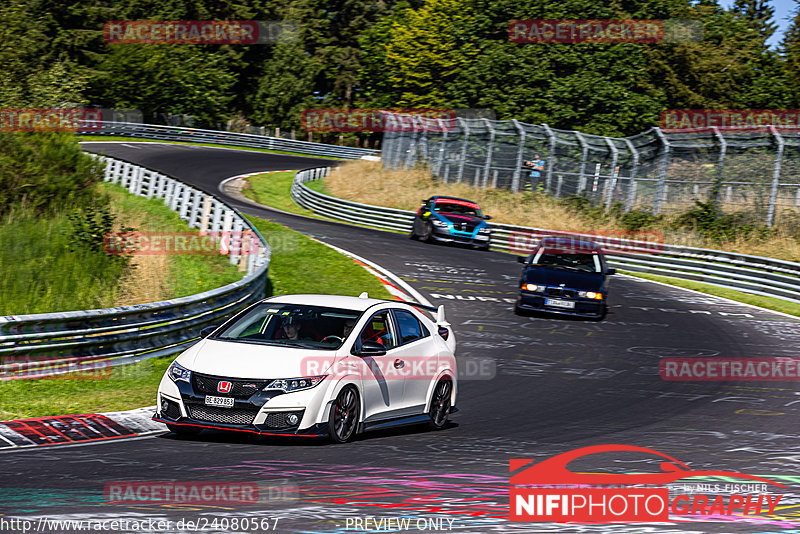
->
(213, 303), (362, 350)
(433, 200), (483, 217)
(531, 251), (602, 273)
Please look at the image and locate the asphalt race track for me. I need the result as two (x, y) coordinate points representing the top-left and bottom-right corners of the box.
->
(2, 141), (800, 533)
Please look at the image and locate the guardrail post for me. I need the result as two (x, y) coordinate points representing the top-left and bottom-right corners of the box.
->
(767, 126), (785, 227)
(711, 127), (727, 210)
(189, 190), (203, 228)
(623, 138), (639, 212)
(652, 127), (671, 216)
(511, 119), (526, 192)
(211, 200), (223, 232)
(574, 131), (589, 200)
(482, 118), (495, 188)
(199, 197), (212, 234)
(456, 118), (470, 184)
(542, 124), (557, 194)
(220, 210), (234, 254)
(170, 183), (182, 211)
(178, 187), (191, 220)
(604, 137), (619, 208)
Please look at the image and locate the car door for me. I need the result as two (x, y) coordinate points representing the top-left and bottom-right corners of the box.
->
(389, 308), (437, 414)
(352, 310), (407, 422)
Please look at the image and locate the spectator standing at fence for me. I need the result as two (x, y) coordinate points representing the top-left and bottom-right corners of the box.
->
(524, 154), (545, 192)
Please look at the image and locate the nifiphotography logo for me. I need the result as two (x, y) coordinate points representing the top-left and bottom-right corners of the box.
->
(510, 444), (785, 523)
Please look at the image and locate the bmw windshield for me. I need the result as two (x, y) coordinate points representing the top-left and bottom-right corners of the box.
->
(531, 251), (602, 273)
(433, 201), (483, 217)
(212, 303), (362, 350)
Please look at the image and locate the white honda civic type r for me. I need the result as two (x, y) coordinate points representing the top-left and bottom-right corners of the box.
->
(153, 293), (457, 443)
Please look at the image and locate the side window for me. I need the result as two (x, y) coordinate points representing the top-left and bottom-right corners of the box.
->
(358, 311), (396, 350)
(393, 310), (426, 345)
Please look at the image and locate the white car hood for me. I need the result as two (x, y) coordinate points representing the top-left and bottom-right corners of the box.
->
(179, 339), (338, 379)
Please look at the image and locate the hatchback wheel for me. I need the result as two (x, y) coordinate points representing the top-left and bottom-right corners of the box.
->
(419, 221), (433, 242)
(329, 386), (360, 443)
(428, 379), (452, 430)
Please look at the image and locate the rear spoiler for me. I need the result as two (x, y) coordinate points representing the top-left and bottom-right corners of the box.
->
(402, 301), (450, 327)
(365, 295), (450, 327)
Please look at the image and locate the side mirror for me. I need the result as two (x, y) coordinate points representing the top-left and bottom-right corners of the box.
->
(517, 256), (527, 264)
(355, 340), (387, 356)
(606, 268), (616, 275)
(200, 326), (218, 338)
(483, 215), (492, 220)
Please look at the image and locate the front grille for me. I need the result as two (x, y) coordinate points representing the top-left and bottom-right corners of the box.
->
(186, 404), (259, 425)
(545, 287), (576, 298)
(192, 373), (269, 399)
(162, 398), (182, 420)
(264, 410), (305, 429)
(452, 221), (478, 233)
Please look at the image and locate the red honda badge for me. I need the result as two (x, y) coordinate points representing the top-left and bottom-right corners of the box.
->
(217, 381), (232, 394)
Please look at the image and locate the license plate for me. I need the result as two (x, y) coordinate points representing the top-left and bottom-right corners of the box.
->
(545, 298), (575, 309)
(205, 395), (234, 408)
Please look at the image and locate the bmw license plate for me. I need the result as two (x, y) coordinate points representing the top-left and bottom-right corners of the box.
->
(545, 298), (575, 309)
(205, 395), (234, 408)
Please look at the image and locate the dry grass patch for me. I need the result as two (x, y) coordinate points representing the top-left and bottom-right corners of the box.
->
(324, 161), (800, 262)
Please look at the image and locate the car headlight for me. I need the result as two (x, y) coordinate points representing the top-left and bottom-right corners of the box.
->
(578, 291), (603, 300)
(522, 283), (546, 292)
(264, 376), (326, 393)
(478, 227), (491, 234)
(168, 361), (191, 383)
(431, 219), (448, 227)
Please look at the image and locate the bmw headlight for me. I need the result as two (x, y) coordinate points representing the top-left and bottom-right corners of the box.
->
(578, 291), (603, 300)
(265, 376), (326, 393)
(431, 219), (447, 227)
(522, 284), (546, 292)
(168, 361), (191, 383)
(478, 227), (491, 234)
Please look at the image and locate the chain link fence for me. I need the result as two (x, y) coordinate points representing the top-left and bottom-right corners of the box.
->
(381, 114), (800, 226)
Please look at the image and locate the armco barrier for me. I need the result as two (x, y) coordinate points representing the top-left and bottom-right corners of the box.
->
(0, 154), (270, 378)
(292, 167), (800, 305)
(80, 121), (379, 160)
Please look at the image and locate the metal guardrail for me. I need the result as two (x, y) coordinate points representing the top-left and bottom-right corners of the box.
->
(0, 155), (271, 377)
(292, 167), (800, 305)
(79, 121), (379, 160)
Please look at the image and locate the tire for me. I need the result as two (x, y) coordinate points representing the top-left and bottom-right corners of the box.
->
(428, 379), (452, 430)
(591, 306), (608, 322)
(514, 303), (528, 316)
(419, 221), (433, 242)
(409, 225), (418, 240)
(329, 386), (360, 443)
(167, 424), (202, 436)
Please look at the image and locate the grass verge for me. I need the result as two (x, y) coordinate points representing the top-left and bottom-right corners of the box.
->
(242, 171), (316, 216)
(1, 216), (394, 419)
(320, 160), (800, 263)
(621, 270), (800, 318)
(242, 171), (405, 234)
(77, 135), (343, 160)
